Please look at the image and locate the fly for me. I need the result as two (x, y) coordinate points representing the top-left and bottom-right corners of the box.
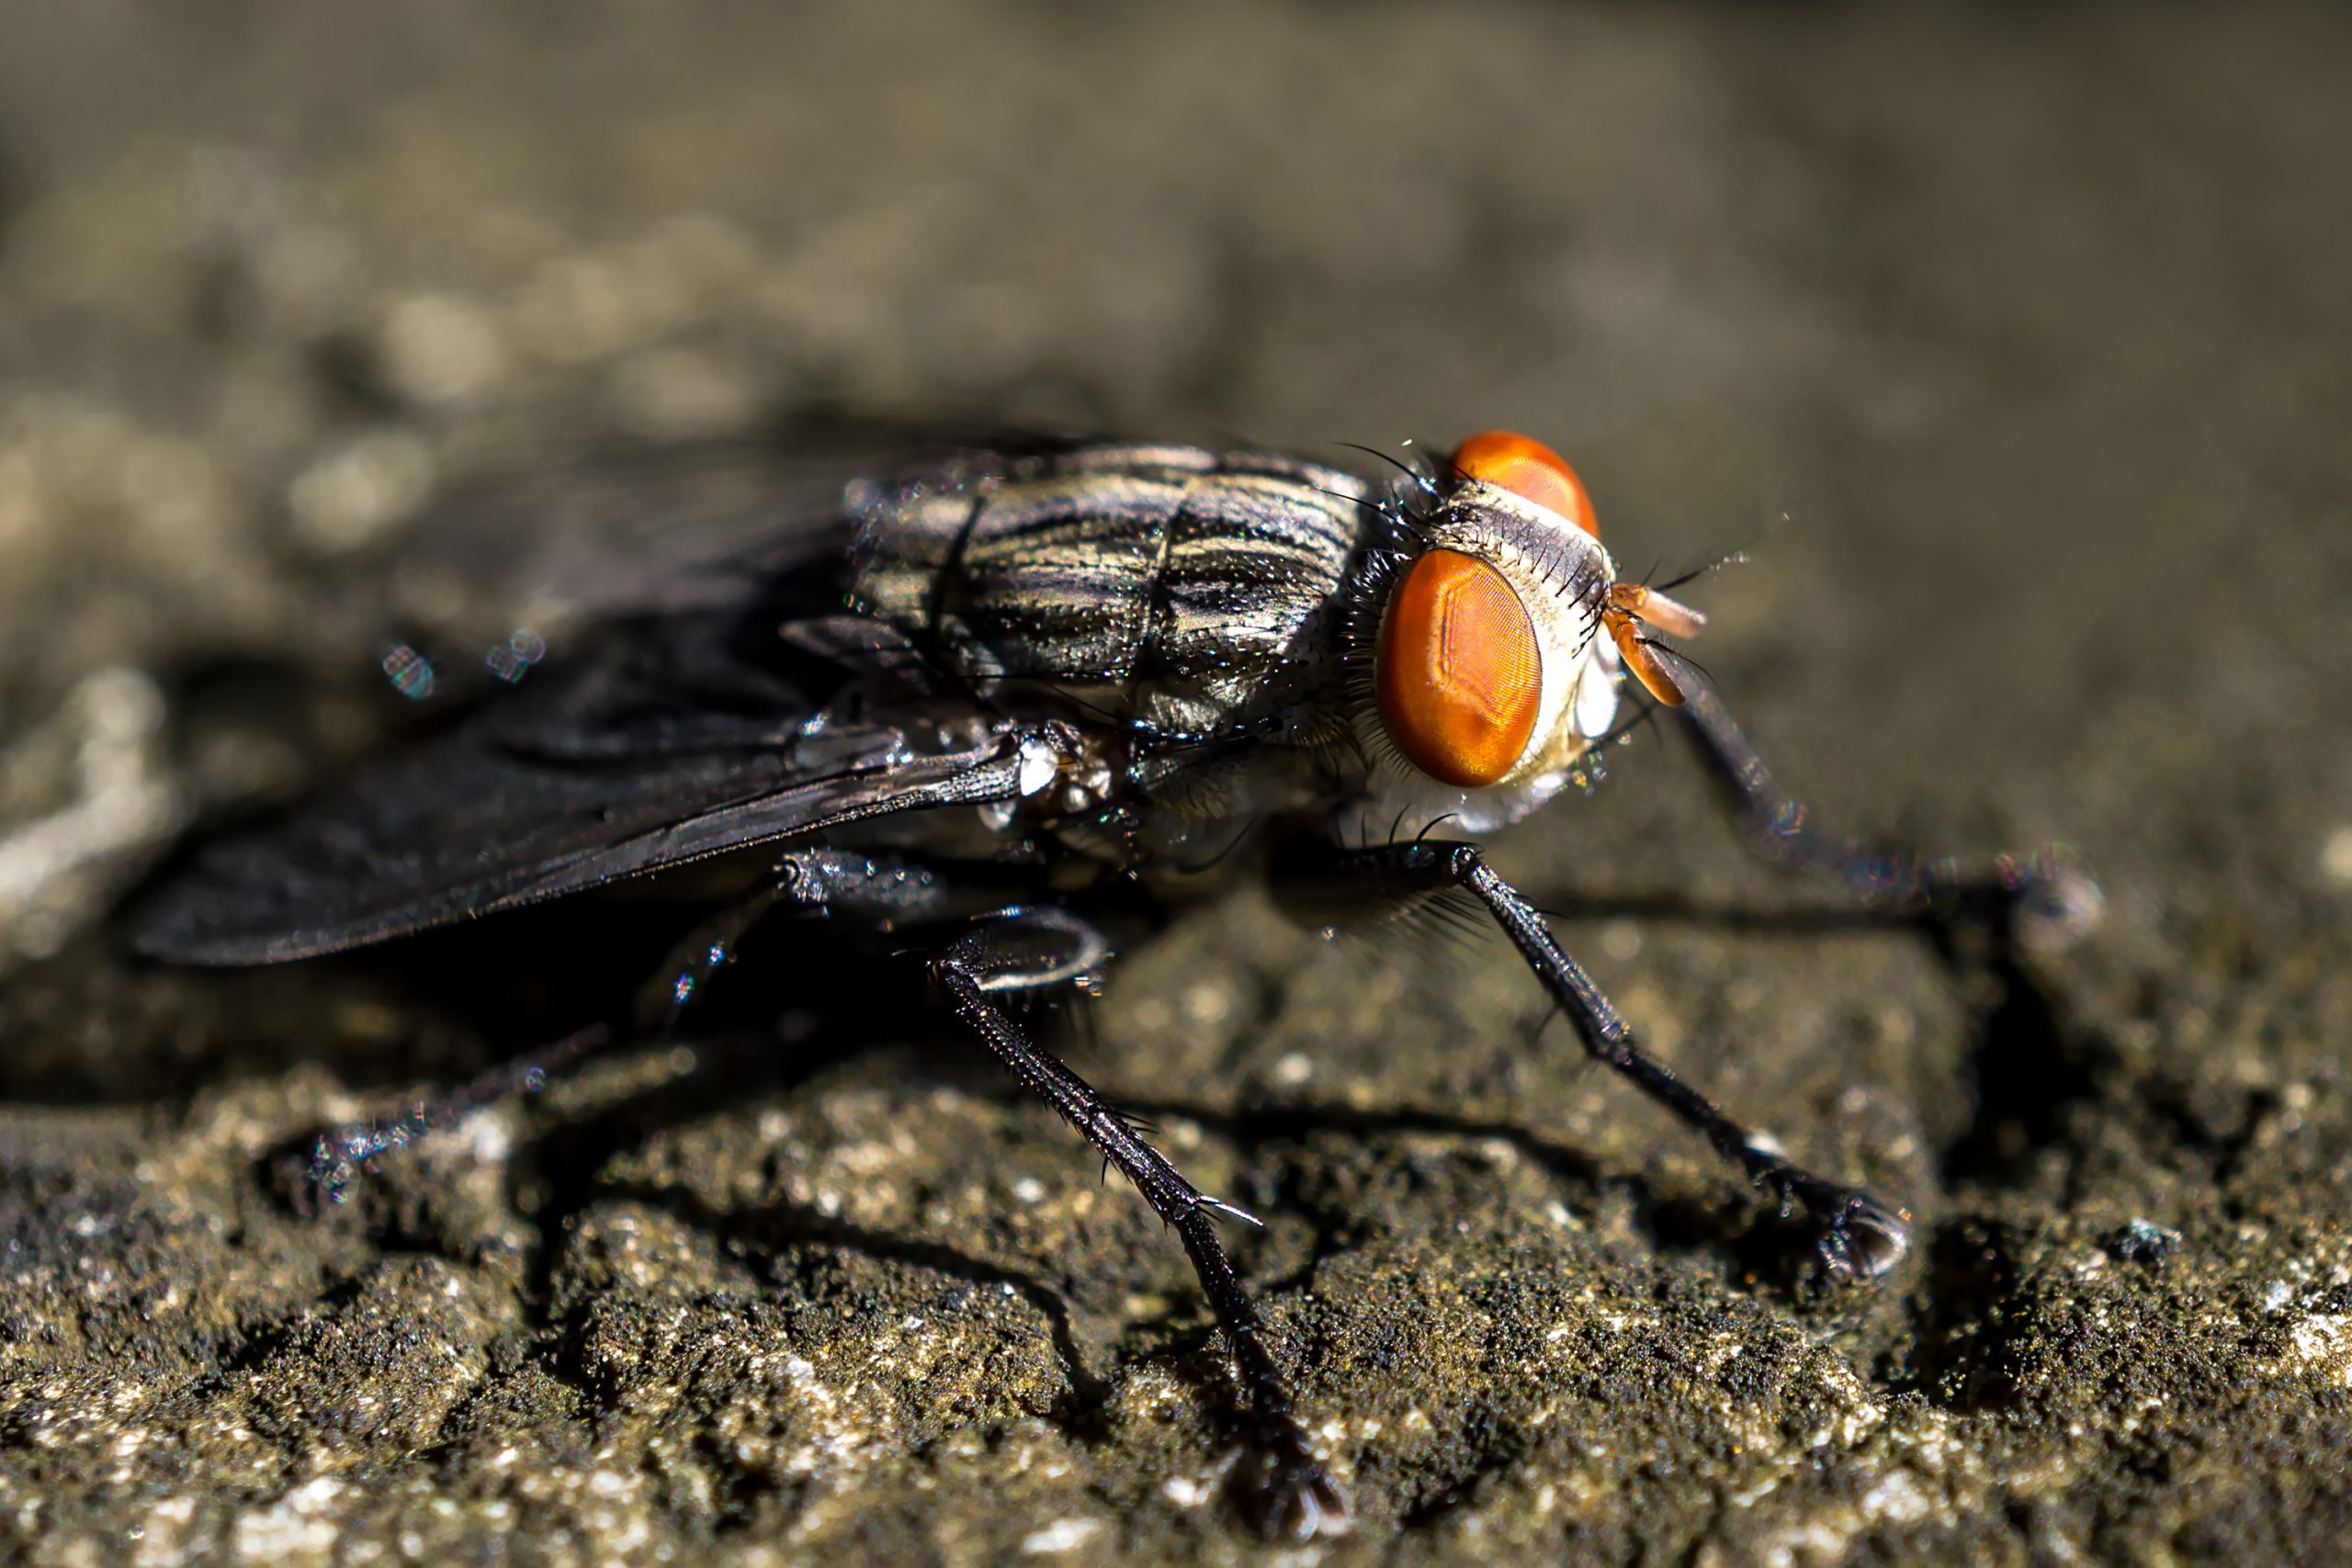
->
(130, 428), (2086, 1540)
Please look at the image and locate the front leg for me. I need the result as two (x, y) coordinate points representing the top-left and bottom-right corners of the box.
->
(930, 908), (1350, 1540)
(1658, 646), (2099, 942)
(1281, 838), (1910, 1280)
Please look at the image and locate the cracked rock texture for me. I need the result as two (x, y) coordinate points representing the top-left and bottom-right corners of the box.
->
(3, 4), (2350, 1563)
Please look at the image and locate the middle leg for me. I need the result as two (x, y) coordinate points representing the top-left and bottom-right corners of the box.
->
(1656, 645), (2099, 947)
(929, 907), (1350, 1540)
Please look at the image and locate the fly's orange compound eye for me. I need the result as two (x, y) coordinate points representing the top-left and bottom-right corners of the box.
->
(1376, 549), (1542, 788)
(1451, 430), (1599, 537)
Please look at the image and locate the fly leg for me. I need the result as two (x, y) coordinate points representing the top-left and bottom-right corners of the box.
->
(303, 892), (795, 1200)
(637, 847), (1009, 1033)
(930, 908), (1350, 1541)
(1661, 648), (2098, 941)
(1284, 838), (1910, 1280)
(307, 850), (1021, 1199)
(637, 882), (797, 1034)
(305, 885), (799, 1200)
(303, 1023), (607, 1202)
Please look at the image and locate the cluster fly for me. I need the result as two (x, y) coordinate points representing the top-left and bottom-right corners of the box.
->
(133, 428), (2075, 1539)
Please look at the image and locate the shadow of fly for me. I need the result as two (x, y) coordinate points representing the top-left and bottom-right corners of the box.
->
(131, 428), (2086, 1539)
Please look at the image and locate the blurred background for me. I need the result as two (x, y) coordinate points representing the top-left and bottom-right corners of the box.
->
(1, 4), (2348, 1562)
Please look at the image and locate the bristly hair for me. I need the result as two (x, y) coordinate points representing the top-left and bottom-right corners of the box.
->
(1651, 516), (1777, 595)
(1167, 818), (1260, 876)
(1335, 441), (1443, 502)
(1329, 457), (1446, 782)
(1411, 812), (1461, 845)
(1635, 633), (1716, 693)
(1367, 882), (1494, 959)
(1590, 685), (1669, 753)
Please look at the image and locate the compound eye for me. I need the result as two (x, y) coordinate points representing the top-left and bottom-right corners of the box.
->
(1376, 549), (1543, 788)
(1451, 430), (1599, 536)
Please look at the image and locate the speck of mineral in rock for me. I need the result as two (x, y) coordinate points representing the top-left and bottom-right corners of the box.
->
(377, 294), (508, 404)
(0, 667), (180, 968)
(287, 429), (436, 552)
(2320, 825), (2352, 888)
(1018, 1517), (1105, 1555)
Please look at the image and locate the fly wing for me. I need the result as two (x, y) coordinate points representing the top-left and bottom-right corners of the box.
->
(130, 423), (1112, 965)
(130, 585), (1014, 965)
(392, 434), (855, 629)
(389, 417), (1093, 628)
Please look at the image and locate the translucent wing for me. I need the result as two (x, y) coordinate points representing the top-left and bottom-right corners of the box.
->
(389, 415), (1091, 628)
(130, 581), (1019, 964)
(130, 423), (1167, 965)
(130, 423), (1057, 964)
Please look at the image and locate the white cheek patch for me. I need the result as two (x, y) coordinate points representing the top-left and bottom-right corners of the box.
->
(1574, 635), (1622, 739)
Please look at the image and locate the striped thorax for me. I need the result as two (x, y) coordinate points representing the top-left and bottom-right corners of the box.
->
(845, 443), (1368, 744)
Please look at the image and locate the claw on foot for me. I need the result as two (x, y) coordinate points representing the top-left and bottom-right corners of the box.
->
(1815, 1190), (1911, 1280)
(1753, 1164), (1912, 1282)
(1231, 1435), (1352, 1540)
(2005, 849), (2105, 954)
(305, 1134), (363, 1205)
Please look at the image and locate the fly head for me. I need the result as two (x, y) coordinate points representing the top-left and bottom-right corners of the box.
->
(1346, 430), (1710, 836)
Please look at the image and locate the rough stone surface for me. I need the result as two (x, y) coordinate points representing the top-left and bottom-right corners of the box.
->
(2, 5), (2349, 1563)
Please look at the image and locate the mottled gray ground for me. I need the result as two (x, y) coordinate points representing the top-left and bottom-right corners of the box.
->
(2, 5), (2350, 1564)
